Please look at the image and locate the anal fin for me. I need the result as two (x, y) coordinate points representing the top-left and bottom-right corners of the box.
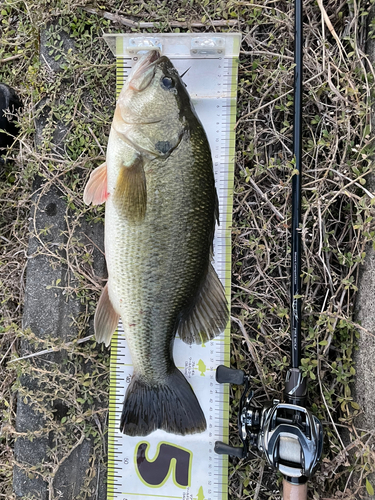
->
(94, 283), (120, 347)
(177, 263), (228, 344)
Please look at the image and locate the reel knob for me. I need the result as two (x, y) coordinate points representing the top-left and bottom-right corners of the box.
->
(214, 441), (245, 458)
(216, 365), (245, 385)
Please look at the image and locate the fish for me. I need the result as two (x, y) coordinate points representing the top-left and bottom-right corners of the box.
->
(83, 50), (228, 436)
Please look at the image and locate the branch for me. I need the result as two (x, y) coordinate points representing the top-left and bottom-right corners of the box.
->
(83, 7), (239, 28)
(9, 335), (94, 364)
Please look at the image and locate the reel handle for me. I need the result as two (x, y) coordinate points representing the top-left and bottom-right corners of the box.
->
(216, 365), (245, 385)
(282, 479), (307, 500)
(214, 441), (245, 459)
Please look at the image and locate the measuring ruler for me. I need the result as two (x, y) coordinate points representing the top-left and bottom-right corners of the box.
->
(103, 33), (240, 500)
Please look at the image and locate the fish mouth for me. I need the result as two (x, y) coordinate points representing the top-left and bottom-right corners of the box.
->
(128, 50), (161, 92)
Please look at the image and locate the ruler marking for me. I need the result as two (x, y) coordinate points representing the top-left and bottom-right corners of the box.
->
(108, 35), (240, 500)
(121, 494), (182, 499)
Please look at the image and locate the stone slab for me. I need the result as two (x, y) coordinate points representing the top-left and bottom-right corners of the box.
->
(352, 6), (375, 498)
(13, 23), (108, 500)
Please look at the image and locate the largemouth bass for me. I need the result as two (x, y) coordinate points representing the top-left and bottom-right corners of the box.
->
(84, 50), (228, 436)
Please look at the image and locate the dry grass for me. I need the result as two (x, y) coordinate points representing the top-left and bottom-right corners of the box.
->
(1, 0), (375, 499)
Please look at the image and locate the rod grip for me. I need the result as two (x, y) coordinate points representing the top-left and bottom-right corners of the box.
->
(282, 479), (307, 500)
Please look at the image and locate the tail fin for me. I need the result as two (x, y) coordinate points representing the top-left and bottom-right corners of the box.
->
(120, 368), (206, 436)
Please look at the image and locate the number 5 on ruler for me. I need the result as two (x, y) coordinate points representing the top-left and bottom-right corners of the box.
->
(135, 442), (192, 488)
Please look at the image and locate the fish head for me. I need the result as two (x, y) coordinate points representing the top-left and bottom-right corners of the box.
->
(114, 51), (195, 158)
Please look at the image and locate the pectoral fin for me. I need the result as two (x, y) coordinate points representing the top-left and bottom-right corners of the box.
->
(113, 156), (147, 222)
(83, 162), (108, 206)
(177, 263), (228, 344)
(94, 283), (120, 347)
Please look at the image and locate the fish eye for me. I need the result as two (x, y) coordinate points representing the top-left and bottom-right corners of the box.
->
(161, 76), (175, 90)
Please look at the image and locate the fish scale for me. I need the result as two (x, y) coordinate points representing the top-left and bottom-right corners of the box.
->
(106, 132), (216, 380)
(84, 52), (228, 436)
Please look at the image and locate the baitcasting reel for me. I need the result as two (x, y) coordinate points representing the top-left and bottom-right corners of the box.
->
(214, 365), (323, 483)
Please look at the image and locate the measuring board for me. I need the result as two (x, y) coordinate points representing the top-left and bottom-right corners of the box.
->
(103, 33), (241, 500)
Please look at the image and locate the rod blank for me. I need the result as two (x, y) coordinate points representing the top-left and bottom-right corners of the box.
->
(290, 0), (303, 369)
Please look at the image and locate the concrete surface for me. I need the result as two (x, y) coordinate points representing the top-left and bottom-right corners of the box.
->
(355, 251), (375, 431)
(355, 6), (375, 434)
(13, 23), (107, 500)
(13, 183), (107, 500)
(352, 7), (375, 497)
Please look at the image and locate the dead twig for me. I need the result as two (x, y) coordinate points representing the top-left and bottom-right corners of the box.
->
(0, 54), (22, 64)
(249, 179), (285, 221)
(235, 71), (325, 127)
(83, 6), (238, 28)
(231, 316), (269, 398)
(8, 335), (94, 364)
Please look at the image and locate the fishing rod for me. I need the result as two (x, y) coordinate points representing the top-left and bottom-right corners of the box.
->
(214, 1), (323, 499)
